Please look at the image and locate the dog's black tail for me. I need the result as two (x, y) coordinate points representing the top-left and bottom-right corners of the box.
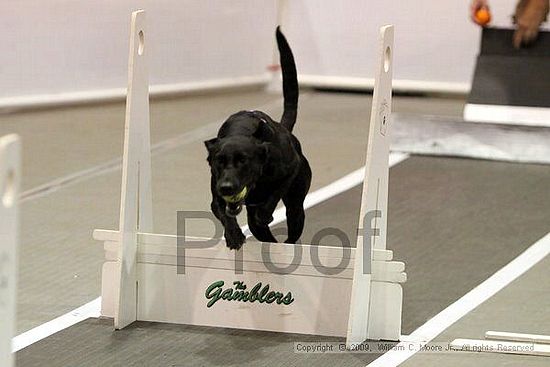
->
(276, 27), (299, 132)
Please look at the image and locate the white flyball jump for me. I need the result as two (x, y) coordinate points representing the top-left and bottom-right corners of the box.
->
(94, 10), (406, 347)
(0, 134), (21, 367)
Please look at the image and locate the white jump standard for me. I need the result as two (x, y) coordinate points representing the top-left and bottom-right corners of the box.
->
(0, 134), (21, 367)
(94, 10), (406, 347)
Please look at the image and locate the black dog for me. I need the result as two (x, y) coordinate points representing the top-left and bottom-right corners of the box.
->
(205, 27), (311, 250)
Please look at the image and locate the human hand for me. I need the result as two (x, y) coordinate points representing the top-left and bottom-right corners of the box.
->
(513, 0), (549, 48)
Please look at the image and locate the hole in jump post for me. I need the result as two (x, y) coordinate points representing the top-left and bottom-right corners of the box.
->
(2, 169), (15, 208)
(384, 46), (391, 73)
(138, 30), (144, 55)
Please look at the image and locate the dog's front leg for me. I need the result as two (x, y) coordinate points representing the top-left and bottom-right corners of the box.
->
(211, 196), (245, 250)
(246, 194), (283, 243)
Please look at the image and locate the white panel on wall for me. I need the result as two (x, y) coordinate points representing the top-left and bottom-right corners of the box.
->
(284, 0), (536, 93)
(1, 0), (277, 101)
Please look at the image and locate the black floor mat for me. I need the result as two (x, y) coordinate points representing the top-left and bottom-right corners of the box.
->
(468, 28), (550, 108)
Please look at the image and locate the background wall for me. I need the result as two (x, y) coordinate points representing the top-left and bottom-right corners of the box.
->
(1, 0), (277, 105)
(284, 0), (534, 93)
(1, 0), (545, 107)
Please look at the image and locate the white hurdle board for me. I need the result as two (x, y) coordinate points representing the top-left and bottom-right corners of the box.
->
(94, 11), (405, 347)
(0, 134), (21, 367)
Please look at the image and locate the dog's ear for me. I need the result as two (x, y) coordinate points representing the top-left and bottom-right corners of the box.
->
(253, 119), (273, 141)
(204, 138), (218, 152)
(204, 138), (219, 164)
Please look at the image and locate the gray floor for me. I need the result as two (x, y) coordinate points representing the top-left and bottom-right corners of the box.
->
(0, 88), (466, 333)
(403, 256), (550, 367)
(2, 89), (549, 366)
(15, 155), (550, 367)
(294, 156), (550, 335)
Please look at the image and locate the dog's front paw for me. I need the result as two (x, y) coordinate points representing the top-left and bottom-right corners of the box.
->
(225, 228), (246, 250)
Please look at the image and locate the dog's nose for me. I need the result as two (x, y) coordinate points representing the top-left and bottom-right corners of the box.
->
(218, 182), (236, 195)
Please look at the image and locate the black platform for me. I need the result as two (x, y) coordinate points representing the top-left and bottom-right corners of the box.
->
(468, 28), (550, 108)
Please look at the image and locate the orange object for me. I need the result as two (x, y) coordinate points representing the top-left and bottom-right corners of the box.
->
(475, 7), (491, 26)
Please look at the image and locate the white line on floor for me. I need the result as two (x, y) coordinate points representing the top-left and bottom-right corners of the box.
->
(366, 231), (550, 367)
(12, 297), (101, 352)
(12, 152), (410, 352)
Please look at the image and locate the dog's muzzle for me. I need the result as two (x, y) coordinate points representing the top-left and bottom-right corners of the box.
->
(223, 187), (248, 217)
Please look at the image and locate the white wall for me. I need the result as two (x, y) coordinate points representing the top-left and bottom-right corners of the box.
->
(2, 0), (544, 106)
(1, 0), (277, 103)
(283, 0), (534, 93)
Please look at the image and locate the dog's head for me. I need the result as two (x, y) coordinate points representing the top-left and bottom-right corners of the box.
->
(205, 134), (268, 214)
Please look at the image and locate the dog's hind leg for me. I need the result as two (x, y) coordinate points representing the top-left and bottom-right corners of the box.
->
(283, 159), (312, 244)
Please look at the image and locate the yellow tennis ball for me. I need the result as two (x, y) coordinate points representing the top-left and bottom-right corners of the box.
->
(223, 186), (248, 203)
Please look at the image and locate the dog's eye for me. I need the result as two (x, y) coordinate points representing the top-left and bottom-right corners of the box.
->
(235, 155), (247, 165)
(216, 156), (227, 165)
